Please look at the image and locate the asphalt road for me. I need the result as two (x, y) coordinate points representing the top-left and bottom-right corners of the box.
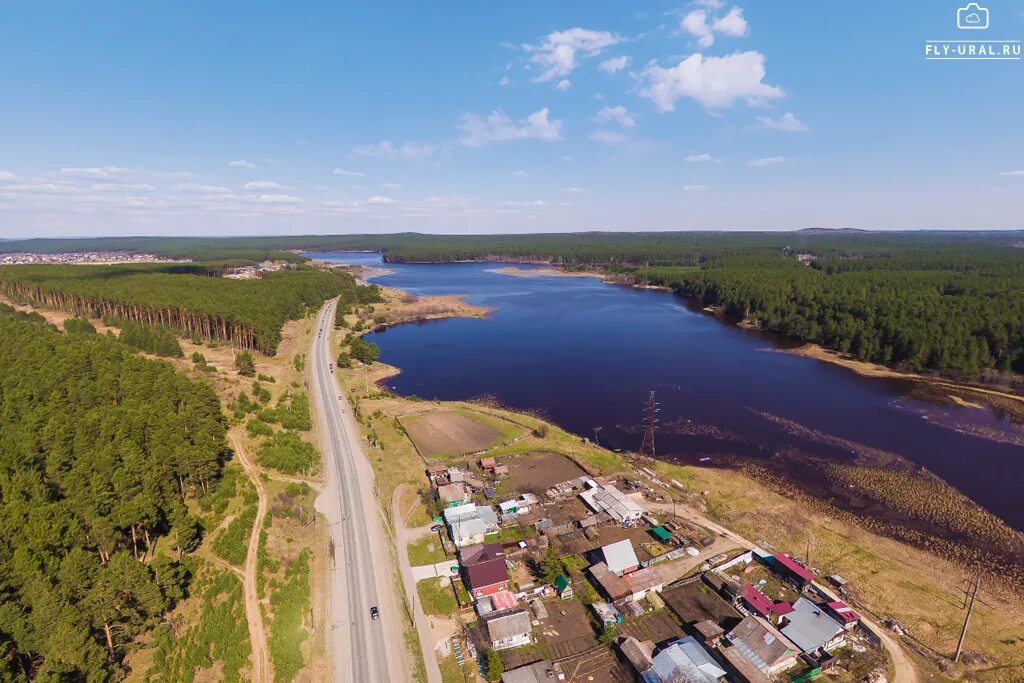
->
(311, 302), (406, 683)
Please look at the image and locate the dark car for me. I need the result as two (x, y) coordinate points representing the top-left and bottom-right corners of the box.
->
(370, 606), (379, 620)
(430, 524), (443, 532)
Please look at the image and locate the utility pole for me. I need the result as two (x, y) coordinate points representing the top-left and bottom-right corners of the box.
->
(955, 573), (982, 662)
(639, 391), (658, 460)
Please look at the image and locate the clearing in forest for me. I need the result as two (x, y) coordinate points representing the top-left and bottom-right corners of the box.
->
(399, 408), (520, 459)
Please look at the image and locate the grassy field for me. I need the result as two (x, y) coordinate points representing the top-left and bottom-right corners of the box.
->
(438, 652), (476, 683)
(417, 577), (460, 616)
(408, 535), (448, 566)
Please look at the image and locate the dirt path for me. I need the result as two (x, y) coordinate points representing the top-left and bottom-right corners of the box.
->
(392, 484), (444, 683)
(229, 433), (272, 683)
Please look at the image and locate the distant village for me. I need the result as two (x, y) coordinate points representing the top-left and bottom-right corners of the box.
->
(411, 453), (888, 683)
(0, 251), (185, 265)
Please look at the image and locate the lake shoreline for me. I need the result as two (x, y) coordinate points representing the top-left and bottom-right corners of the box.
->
(337, 270), (1024, 678)
(349, 253), (1023, 401)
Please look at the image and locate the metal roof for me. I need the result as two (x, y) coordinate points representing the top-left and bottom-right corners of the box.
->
(484, 608), (532, 642)
(773, 553), (814, 582)
(780, 597), (845, 653)
(602, 539), (640, 575)
(642, 636), (726, 683)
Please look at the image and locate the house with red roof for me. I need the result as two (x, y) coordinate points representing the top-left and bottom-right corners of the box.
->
(742, 585), (794, 625)
(772, 554), (814, 588)
(824, 601), (861, 629)
(461, 543), (510, 599)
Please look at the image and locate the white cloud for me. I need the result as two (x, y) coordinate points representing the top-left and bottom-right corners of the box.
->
(497, 200), (548, 207)
(685, 153), (716, 162)
(681, 11), (714, 48)
(499, 76), (511, 87)
(560, 187), (585, 193)
(555, 79), (572, 91)
(747, 156), (785, 167)
(243, 181), (292, 191)
(639, 51), (783, 111)
(681, 7), (748, 48)
(998, 170), (1024, 176)
(353, 141), (436, 160)
(755, 112), (808, 132)
(594, 105), (636, 128)
(458, 108), (562, 147)
(598, 56), (631, 74)
(333, 168), (367, 177)
(367, 195), (396, 205)
(58, 167), (130, 179)
(0, 182), (83, 195)
(382, 182), (402, 188)
(683, 184), (709, 191)
(0, 171), (17, 181)
(228, 160), (257, 169)
(693, 0), (724, 8)
(523, 28), (622, 82)
(249, 193), (301, 204)
(90, 183), (157, 192)
(175, 182), (234, 194)
(512, 170), (530, 177)
(713, 8), (749, 37)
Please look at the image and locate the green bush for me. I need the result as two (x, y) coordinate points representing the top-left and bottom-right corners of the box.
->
(256, 432), (316, 475)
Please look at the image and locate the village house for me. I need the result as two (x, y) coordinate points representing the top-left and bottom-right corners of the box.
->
(617, 636), (655, 674)
(771, 554), (815, 589)
(444, 502), (500, 547)
(460, 543), (510, 599)
(600, 539), (640, 576)
(477, 590), (518, 615)
(481, 607), (533, 650)
(437, 482), (470, 505)
(589, 561), (664, 604)
(741, 584), (794, 625)
(579, 480), (644, 524)
(823, 600), (861, 629)
(779, 597), (847, 654)
(722, 615), (800, 677)
(480, 457), (510, 479)
(640, 636), (728, 683)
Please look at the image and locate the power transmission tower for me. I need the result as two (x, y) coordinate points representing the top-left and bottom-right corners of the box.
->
(639, 391), (658, 460)
(955, 573), (982, 662)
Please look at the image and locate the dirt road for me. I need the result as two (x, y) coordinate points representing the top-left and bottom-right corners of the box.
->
(229, 433), (272, 683)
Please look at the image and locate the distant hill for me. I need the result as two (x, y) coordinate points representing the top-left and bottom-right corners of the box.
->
(793, 228), (877, 235)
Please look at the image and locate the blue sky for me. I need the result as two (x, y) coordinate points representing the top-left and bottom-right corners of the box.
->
(1, 1), (1022, 237)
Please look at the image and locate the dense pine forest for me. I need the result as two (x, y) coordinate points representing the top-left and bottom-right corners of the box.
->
(632, 249), (1024, 378)
(0, 309), (228, 680)
(0, 263), (367, 355)
(2, 231), (1022, 378)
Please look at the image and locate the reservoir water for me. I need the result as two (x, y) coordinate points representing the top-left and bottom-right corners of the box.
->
(313, 253), (1024, 532)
